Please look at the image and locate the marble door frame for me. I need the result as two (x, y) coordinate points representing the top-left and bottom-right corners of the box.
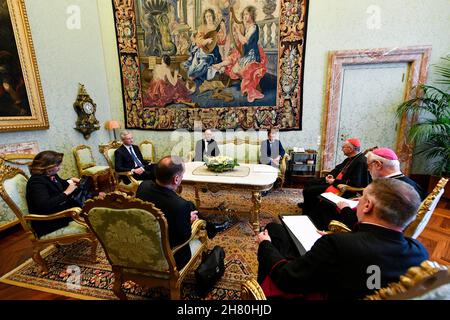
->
(321, 46), (432, 175)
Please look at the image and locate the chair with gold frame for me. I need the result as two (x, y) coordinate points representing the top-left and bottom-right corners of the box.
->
(0, 162), (97, 274)
(82, 192), (208, 300)
(99, 140), (142, 195)
(365, 260), (450, 300)
(241, 278), (267, 300)
(139, 140), (156, 163)
(73, 144), (113, 191)
(404, 177), (448, 239)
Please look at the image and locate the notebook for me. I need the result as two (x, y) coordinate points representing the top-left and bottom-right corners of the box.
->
(320, 192), (358, 209)
(279, 215), (322, 255)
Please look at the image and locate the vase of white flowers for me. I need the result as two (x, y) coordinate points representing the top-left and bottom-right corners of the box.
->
(204, 156), (239, 172)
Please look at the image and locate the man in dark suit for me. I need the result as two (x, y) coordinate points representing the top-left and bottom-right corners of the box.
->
(260, 128), (285, 167)
(114, 131), (155, 183)
(330, 147), (426, 230)
(257, 178), (429, 300)
(298, 138), (370, 214)
(136, 155), (230, 270)
(194, 129), (220, 161)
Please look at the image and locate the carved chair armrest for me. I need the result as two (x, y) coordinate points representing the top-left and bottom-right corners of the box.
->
(327, 220), (352, 234)
(24, 207), (86, 226)
(116, 171), (140, 185)
(172, 219), (207, 254)
(241, 278), (267, 300)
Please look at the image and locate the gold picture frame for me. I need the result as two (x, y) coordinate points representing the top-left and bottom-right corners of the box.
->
(0, 0), (48, 132)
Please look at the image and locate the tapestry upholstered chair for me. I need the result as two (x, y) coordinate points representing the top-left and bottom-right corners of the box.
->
(0, 154), (36, 232)
(365, 260), (450, 300)
(139, 140), (156, 163)
(73, 144), (113, 191)
(82, 192), (208, 300)
(99, 140), (142, 195)
(0, 162), (97, 274)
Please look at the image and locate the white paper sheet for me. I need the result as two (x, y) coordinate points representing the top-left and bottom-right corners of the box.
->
(281, 215), (322, 252)
(320, 192), (359, 209)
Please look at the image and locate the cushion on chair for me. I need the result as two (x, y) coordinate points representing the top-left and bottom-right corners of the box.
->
(4, 174), (29, 216)
(247, 144), (260, 164)
(140, 143), (154, 162)
(221, 143), (236, 159)
(108, 149), (118, 169)
(82, 165), (110, 175)
(0, 199), (18, 227)
(87, 207), (169, 272)
(40, 221), (89, 240)
(77, 148), (96, 170)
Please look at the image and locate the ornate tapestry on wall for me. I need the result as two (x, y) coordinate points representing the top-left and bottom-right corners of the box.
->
(112, 0), (308, 130)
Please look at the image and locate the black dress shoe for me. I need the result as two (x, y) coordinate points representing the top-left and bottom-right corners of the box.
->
(214, 220), (232, 233)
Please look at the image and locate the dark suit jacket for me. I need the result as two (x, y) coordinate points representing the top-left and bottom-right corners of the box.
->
(338, 174), (427, 229)
(258, 223), (428, 300)
(194, 139), (220, 161)
(260, 139), (285, 165)
(114, 144), (149, 172)
(26, 174), (79, 237)
(136, 180), (194, 269)
(329, 153), (370, 188)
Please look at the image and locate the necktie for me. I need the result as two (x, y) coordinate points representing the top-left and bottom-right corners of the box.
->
(128, 146), (143, 168)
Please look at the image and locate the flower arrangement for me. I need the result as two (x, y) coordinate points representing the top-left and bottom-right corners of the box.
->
(204, 156), (239, 172)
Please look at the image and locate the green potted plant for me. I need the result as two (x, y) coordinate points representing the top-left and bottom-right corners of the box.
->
(396, 54), (450, 178)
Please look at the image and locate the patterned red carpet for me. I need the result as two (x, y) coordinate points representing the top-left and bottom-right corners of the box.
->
(0, 187), (302, 300)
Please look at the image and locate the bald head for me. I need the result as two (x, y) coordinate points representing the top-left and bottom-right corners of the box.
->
(155, 155), (185, 185)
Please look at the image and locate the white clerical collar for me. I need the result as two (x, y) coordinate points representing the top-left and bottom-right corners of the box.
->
(385, 171), (403, 178)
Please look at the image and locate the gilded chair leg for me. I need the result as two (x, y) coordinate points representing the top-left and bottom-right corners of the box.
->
(32, 247), (49, 275)
(112, 269), (127, 300)
(90, 239), (98, 262)
(169, 283), (181, 300)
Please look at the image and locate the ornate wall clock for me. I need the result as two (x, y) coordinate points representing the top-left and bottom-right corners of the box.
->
(73, 83), (100, 139)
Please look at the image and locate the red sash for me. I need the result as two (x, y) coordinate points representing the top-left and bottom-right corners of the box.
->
(260, 275), (326, 300)
(324, 172), (343, 194)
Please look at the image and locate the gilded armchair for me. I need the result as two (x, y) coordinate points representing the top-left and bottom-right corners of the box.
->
(139, 140), (156, 163)
(73, 144), (113, 191)
(365, 260), (450, 300)
(82, 192), (208, 300)
(0, 163), (97, 274)
(99, 140), (142, 195)
(403, 177), (448, 239)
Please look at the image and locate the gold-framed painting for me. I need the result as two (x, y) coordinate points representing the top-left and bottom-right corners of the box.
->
(0, 0), (48, 132)
(112, 0), (308, 130)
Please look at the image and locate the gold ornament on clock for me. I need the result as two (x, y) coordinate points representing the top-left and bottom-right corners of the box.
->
(73, 83), (100, 139)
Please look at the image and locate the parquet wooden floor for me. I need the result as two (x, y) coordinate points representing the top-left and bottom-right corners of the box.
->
(0, 200), (449, 300)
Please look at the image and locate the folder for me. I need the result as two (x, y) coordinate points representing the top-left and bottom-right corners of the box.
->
(319, 192), (358, 209)
(279, 214), (322, 255)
